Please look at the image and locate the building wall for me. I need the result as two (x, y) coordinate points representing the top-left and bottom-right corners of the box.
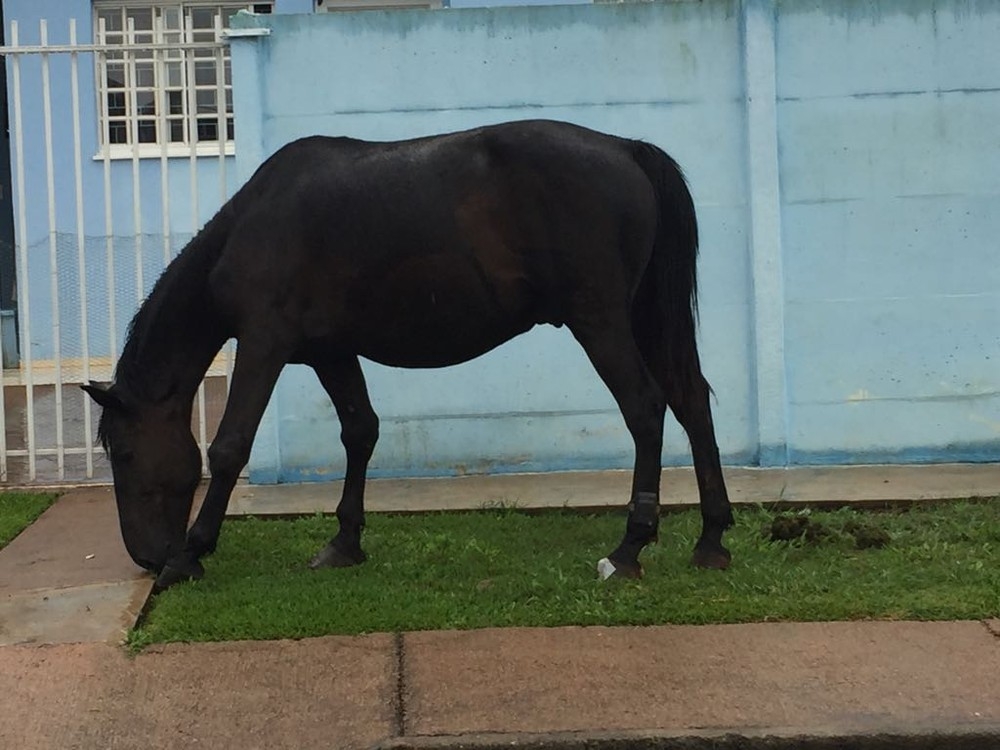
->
(230, 1), (755, 481)
(774, 0), (1000, 463)
(227, 0), (999, 481)
(5, 0), (997, 481)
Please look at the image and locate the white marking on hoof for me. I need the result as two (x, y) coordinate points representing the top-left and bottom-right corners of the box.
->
(597, 557), (616, 581)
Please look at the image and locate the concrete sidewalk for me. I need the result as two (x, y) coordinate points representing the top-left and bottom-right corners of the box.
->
(2, 622), (999, 749)
(2, 464), (999, 749)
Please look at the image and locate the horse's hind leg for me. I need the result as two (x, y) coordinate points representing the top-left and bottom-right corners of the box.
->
(308, 356), (379, 569)
(570, 314), (666, 579)
(664, 370), (733, 569)
(633, 294), (733, 569)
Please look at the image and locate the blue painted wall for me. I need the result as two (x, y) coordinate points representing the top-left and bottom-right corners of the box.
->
(226, 0), (999, 481)
(230, 1), (756, 482)
(774, 0), (1000, 464)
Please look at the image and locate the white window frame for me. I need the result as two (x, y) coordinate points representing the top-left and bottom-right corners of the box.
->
(92, 1), (274, 160)
(314, 0), (442, 11)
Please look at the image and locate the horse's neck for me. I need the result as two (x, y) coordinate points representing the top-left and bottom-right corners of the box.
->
(119, 275), (229, 405)
(157, 324), (228, 403)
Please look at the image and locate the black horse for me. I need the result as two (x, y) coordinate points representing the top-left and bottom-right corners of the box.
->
(83, 120), (733, 590)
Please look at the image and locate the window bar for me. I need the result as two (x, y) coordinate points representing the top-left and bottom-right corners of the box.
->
(40, 20), (67, 480)
(156, 13), (172, 269)
(185, 14), (209, 471)
(70, 18), (95, 478)
(126, 17), (144, 303)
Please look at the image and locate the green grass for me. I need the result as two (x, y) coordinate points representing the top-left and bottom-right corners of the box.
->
(0, 492), (59, 548)
(131, 501), (1000, 648)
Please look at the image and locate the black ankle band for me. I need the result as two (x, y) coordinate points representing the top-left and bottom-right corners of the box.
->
(626, 492), (659, 535)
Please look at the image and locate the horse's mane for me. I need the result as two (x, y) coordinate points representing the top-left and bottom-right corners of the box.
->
(93, 142), (302, 453)
(96, 207), (235, 452)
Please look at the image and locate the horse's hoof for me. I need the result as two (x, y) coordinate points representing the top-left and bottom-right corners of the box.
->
(596, 556), (643, 581)
(309, 543), (367, 570)
(153, 557), (205, 591)
(691, 544), (732, 570)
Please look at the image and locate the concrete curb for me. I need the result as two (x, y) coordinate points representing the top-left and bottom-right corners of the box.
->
(373, 725), (1000, 750)
(227, 464), (1000, 518)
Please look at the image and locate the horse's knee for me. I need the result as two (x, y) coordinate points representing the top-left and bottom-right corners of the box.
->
(341, 412), (379, 461)
(207, 436), (251, 478)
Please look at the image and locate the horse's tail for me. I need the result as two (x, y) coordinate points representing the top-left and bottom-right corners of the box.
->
(629, 140), (702, 382)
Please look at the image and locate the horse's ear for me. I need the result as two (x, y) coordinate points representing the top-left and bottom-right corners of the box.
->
(81, 382), (125, 411)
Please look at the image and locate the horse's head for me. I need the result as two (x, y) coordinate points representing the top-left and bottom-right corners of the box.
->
(82, 383), (202, 573)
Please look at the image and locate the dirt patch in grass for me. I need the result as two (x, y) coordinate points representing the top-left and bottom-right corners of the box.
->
(765, 513), (892, 549)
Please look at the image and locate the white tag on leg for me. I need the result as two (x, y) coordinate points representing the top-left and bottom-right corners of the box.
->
(596, 557), (616, 581)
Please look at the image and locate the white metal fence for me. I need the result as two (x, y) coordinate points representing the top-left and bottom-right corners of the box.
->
(0, 18), (238, 484)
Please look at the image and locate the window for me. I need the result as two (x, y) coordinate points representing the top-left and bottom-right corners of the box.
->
(93, 2), (274, 158)
(314, 0), (442, 10)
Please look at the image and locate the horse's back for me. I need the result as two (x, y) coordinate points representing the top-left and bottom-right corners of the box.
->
(212, 121), (659, 367)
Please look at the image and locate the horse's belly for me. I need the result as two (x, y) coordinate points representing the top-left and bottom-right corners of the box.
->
(353, 254), (537, 368)
(358, 300), (534, 368)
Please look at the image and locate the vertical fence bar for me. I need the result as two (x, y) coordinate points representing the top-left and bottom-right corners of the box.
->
(0, 29), (11, 482)
(0, 303), (4, 481)
(40, 20), (66, 480)
(214, 16), (227, 202)
(127, 17), (144, 304)
(10, 21), (36, 480)
(0, 31), (10, 480)
(185, 16), (208, 470)
(98, 19), (119, 366)
(156, 14), (172, 269)
(69, 19), (94, 477)
(211, 19), (229, 454)
(214, 19), (235, 395)
(0, 211), (4, 480)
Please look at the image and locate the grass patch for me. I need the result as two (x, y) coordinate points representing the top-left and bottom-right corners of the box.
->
(0, 492), (59, 548)
(133, 500), (1000, 646)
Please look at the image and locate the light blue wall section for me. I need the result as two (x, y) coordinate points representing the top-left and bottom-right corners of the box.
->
(775, 0), (1000, 463)
(230, 2), (756, 482)
(228, 0), (1000, 481)
(2, 0), (307, 360)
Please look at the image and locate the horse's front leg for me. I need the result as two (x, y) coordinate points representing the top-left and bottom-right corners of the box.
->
(307, 356), (379, 569)
(156, 342), (288, 590)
